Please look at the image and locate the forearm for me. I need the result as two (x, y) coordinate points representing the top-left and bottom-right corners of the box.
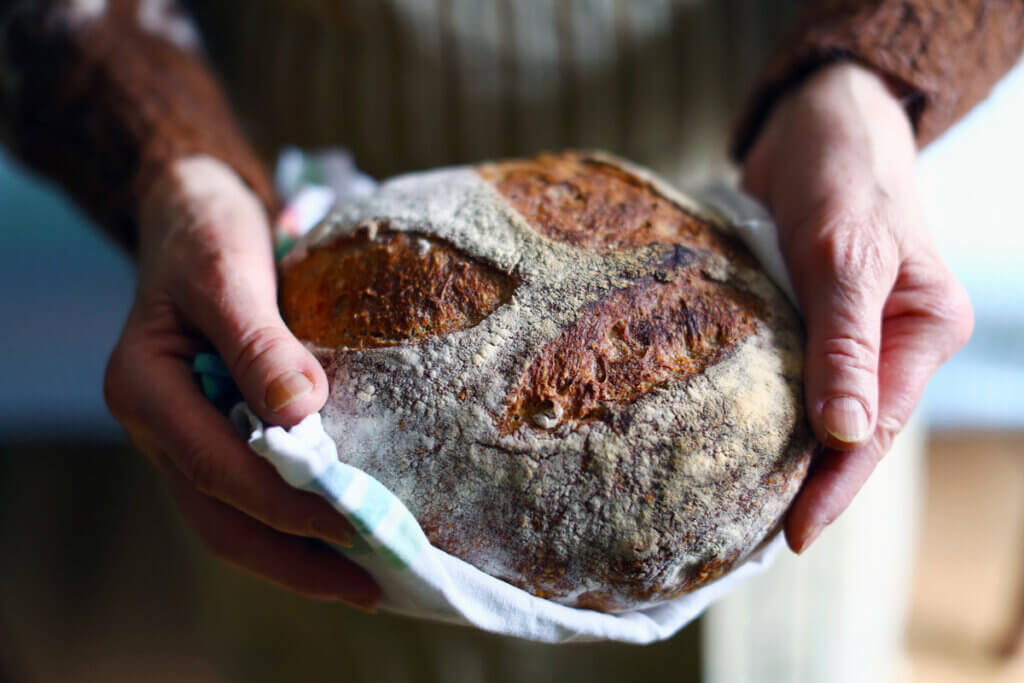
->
(733, 0), (1024, 160)
(0, 0), (276, 249)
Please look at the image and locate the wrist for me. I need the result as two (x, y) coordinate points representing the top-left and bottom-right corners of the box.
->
(794, 63), (915, 150)
(742, 60), (922, 233)
(753, 62), (917, 188)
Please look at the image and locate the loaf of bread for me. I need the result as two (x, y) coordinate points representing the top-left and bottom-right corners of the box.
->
(279, 151), (814, 612)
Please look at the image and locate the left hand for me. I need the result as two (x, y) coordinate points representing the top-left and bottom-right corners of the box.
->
(742, 63), (974, 553)
(104, 156), (379, 608)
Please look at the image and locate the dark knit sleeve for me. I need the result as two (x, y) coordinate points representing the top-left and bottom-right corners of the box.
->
(732, 0), (1024, 160)
(0, 0), (278, 249)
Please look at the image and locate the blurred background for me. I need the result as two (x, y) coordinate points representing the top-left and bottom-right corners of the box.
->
(1, 39), (1022, 683)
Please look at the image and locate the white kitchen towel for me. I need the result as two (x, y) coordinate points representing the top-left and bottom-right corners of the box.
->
(216, 152), (800, 644)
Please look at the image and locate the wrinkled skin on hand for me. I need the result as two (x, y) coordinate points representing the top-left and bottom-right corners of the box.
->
(103, 156), (379, 610)
(743, 64), (974, 553)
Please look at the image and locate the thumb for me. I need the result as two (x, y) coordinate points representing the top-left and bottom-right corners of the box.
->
(794, 228), (898, 449)
(143, 155), (329, 427)
(186, 253), (329, 428)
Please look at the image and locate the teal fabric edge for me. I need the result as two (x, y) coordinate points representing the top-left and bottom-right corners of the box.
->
(192, 352), (241, 414)
(192, 351), (423, 571)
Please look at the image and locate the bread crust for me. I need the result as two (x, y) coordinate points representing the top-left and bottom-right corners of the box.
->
(281, 227), (517, 348)
(279, 152), (814, 612)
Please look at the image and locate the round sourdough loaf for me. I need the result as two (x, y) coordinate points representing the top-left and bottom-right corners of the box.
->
(279, 151), (814, 612)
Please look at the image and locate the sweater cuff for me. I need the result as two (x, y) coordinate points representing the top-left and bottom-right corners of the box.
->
(0, 1), (278, 250)
(732, 1), (1024, 161)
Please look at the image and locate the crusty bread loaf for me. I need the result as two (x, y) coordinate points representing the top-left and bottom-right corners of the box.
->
(279, 151), (814, 612)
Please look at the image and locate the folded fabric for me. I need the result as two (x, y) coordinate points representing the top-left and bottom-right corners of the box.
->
(194, 150), (800, 644)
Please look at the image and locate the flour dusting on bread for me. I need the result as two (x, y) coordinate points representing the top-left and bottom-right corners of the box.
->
(279, 152), (813, 612)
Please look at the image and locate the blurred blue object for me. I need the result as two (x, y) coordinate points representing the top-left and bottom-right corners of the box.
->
(0, 151), (135, 442)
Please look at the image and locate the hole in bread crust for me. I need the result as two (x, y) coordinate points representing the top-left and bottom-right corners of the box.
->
(280, 224), (518, 349)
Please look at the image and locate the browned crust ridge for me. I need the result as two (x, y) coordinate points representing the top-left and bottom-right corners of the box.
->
(280, 225), (517, 349)
(502, 269), (762, 434)
(478, 152), (746, 259)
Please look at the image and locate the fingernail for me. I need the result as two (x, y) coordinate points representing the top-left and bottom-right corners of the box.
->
(309, 517), (354, 548)
(823, 397), (870, 445)
(266, 371), (313, 412)
(797, 522), (826, 554)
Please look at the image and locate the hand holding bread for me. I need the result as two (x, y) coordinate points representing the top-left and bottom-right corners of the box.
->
(743, 63), (974, 553)
(103, 156), (379, 611)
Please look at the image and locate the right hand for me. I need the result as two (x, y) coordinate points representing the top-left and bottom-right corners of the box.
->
(104, 155), (379, 610)
(742, 64), (974, 552)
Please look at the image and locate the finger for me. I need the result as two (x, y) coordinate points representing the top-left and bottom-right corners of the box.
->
(783, 351), (928, 554)
(178, 240), (328, 428)
(105, 331), (355, 548)
(158, 450), (379, 610)
(789, 212), (900, 450)
(785, 279), (973, 552)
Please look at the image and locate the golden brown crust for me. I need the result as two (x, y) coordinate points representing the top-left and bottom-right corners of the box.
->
(478, 153), (745, 259)
(502, 268), (762, 434)
(279, 224), (517, 349)
(481, 152), (765, 437)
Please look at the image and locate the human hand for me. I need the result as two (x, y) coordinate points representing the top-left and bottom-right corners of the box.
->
(104, 156), (379, 610)
(743, 63), (974, 553)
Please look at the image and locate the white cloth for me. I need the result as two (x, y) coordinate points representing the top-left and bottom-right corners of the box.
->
(237, 404), (786, 645)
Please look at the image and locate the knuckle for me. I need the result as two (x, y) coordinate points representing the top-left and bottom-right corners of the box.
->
(915, 274), (975, 355)
(820, 334), (878, 377)
(897, 255), (974, 323)
(230, 325), (293, 381)
(792, 191), (898, 292)
(811, 224), (892, 289)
